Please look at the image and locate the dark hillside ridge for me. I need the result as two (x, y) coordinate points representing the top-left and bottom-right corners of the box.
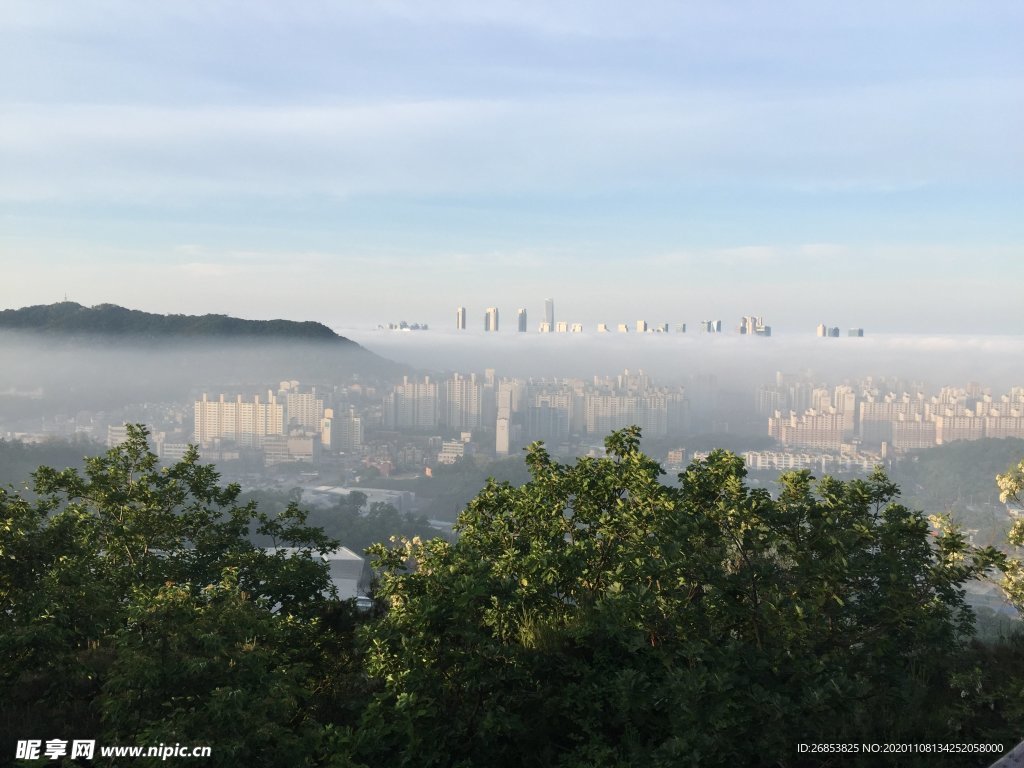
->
(0, 302), (349, 342)
(0, 303), (407, 415)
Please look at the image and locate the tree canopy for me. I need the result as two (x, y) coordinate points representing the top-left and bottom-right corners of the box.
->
(2, 426), (1022, 767)
(997, 458), (1024, 612)
(0, 426), (359, 766)
(357, 428), (1015, 767)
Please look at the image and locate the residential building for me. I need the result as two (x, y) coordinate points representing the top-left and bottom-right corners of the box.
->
(194, 391), (284, 448)
(383, 376), (440, 429)
(445, 373), (483, 430)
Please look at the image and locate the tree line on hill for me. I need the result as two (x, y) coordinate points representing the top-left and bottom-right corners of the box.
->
(0, 302), (344, 340)
(1, 426), (1023, 767)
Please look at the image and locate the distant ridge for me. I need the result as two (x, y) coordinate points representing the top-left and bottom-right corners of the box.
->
(0, 302), (351, 343)
(0, 303), (406, 413)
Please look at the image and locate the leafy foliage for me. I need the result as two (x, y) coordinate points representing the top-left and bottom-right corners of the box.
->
(358, 428), (1010, 767)
(245, 489), (440, 555)
(996, 458), (1024, 611)
(0, 426), (361, 765)
(2, 426), (1022, 766)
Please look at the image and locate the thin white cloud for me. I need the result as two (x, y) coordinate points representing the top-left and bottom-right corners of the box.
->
(1, 76), (1020, 204)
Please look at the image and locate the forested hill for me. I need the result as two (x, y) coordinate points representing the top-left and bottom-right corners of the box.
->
(0, 303), (406, 413)
(0, 302), (349, 342)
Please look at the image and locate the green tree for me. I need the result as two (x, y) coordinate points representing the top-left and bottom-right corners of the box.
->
(997, 459), (1024, 610)
(0, 426), (362, 766)
(356, 428), (1005, 768)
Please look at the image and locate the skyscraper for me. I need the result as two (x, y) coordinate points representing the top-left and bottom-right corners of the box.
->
(485, 307), (499, 332)
(544, 298), (554, 328)
(456, 306), (466, 330)
(517, 308), (527, 332)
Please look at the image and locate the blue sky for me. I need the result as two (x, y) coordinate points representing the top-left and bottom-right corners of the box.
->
(1, 2), (1021, 332)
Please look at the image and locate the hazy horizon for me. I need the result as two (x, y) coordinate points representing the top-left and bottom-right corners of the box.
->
(343, 327), (1024, 391)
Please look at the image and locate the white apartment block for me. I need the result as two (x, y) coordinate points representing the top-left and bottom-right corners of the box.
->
(743, 450), (880, 474)
(768, 408), (845, 450)
(933, 412), (985, 444)
(194, 391), (285, 448)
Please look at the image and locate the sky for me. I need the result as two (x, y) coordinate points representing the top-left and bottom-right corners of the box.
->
(1, 1), (1022, 333)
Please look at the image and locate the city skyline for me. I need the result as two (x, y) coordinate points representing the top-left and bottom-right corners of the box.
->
(1, 3), (1022, 333)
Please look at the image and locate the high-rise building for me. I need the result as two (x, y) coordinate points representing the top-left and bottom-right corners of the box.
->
(517, 308), (527, 332)
(445, 373), (483, 429)
(495, 383), (513, 456)
(456, 306), (466, 330)
(636, 320), (648, 333)
(544, 298), (554, 328)
(319, 408), (334, 449)
(194, 391), (285, 448)
(768, 408), (845, 450)
(383, 376), (440, 429)
(739, 316), (771, 336)
(282, 389), (324, 433)
(333, 406), (363, 451)
(485, 307), (499, 332)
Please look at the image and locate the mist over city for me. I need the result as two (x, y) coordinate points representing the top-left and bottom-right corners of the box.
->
(2, 1), (1023, 765)
(346, 324), (1024, 390)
